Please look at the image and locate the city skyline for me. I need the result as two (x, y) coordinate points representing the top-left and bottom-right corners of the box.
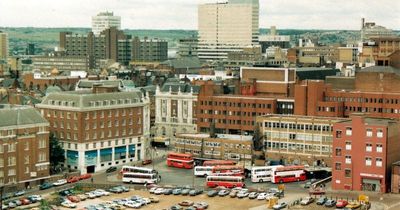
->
(0, 0), (399, 30)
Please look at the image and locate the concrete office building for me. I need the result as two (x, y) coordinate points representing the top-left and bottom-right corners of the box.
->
(0, 105), (50, 187)
(92, 12), (121, 36)
(198, 0), (259, 60)
(259, 26), (291, 53)
(178, 36), (198, 58)
(32, 56), (89, 72)
(257, 114), (345, 166)
(332, 114), (400, 193)
(0, 31), (8, 59)
(131, 37), (168, 63)
(36, 86), (151, 174)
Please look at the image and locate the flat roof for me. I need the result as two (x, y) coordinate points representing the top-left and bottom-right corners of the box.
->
(177, 133), (253, 141)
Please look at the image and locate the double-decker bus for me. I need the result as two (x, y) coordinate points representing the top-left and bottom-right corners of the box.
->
(194, 166), (214, 177)
(271, 165), (306, 184)
(206, 176), (245, 188)
(166, 152), (194, 169)
(120, 166), (158, 175)
(202, 160), (236, 167)
(250, 165), (282, 183)
(122, 172), (159, 184)
(211, 165), (244, 177)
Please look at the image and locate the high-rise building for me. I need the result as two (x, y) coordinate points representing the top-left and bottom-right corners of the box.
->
(92, 11), (121, 36)
(0, 31), (8, 59)
(198, 0), (259, 60)
(361, 18), (396, 42)
(0, 105), (50, 187)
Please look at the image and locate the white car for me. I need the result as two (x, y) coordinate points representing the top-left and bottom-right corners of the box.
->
(85, 192), (97, 199)
(61, 200), (77, 208)
(53, 179), (67, 186)
(141, 198), (152, 205)
(257, 192), (268, 200)
(95, 189), (110, 196)
(236, 189), (250, 198)
(124, 201), (141, 208)
(154, 188), (165, 195)
(149, 187), (158, 194)
(30, 195), (43, 201)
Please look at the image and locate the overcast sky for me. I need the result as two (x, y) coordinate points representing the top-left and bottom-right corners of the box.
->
(0, 0), (399, 30)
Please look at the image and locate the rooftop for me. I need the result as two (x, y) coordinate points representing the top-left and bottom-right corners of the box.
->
(0, 105), (48, 127)
(177, 133), (253, 141)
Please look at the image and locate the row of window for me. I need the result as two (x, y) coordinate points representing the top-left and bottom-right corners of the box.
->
(335, 143), (383, 156)
(264, 122), (333, 132)
(199, 100), (272, 109)
(335, 157), (383, 171)
(63, 138), (140, 150)
(266, 142), (331, 152)
(265, 132), (333, 142)
(175, 139), (251, 150)
(326, 96), (400, 104)
(336, 128), (383, 138)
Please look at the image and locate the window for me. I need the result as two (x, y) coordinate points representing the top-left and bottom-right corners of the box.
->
(345, 155), (351, 164)
(377, 129), (383, 138)
(345, 142), (351, 150)
(24, 142), (29, 151)
(24, 155), (29, 164)
(365, 157), (372, 166)
(346, 127), (352, 136)
(336, 130), (342, 138)
(8, 143), (16, 152)
(7, 156), (16, 166)
(376, 144), (383, 153)
(8, 169), (16, 176)
(335, 162), (341, 170)
(335, 148), (342, 156)
(376, 158), (383, 167)
(345, 169), (351, 178)
(366, 144), (372, 152)
(39, 152), (46, 162)
(39, 139), (46, 148)
(366, 129), (373, 137)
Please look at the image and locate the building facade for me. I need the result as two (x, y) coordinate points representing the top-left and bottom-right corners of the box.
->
(257, 114), (344, 166)
(332, 114), (400, 193)
(174, 133), (253, 161)
(178, 36), (198, 58)
(131, 37), (168, 63)
(36, 87), (150, 173)
(0, 31), (8, 59)
(32, 56), (89, 72)
(0, 105), (50, 187)
(154, 83), (199, 138)
(92, 11), (121, 36)
(198, 0), (259, 60)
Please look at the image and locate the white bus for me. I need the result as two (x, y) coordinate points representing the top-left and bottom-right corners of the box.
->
(194, 166), (214, 177)
(120, 166), (158, 175)
(251, 165), (282, 183)
(122, 172), (159, 184)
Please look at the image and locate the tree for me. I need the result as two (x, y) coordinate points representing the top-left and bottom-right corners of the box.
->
(49, 133), (65, 173)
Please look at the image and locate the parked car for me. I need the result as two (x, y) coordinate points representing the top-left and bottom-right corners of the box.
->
(7, 201), (16, 208)
(76, 194), (87, 201)
(193, 202), (209, 209)
(218, 189), (230, 197)
(142, 160), (152, 165)
(12, 200), (21, 206)
(248, 192), (259, 199)
(79, 173), (92, 180)
(106, 166), (117, 173)
(172, 188), (182, 195)
(273, 202), (288, 210)
(316, 197), (328, 205)
(39, 182), (53, 190)
(61, 200), (77, 208)
(67, 176), (80, 183)
(189, 189), (203, 196)
(229, 189), (239, 198)
(149, 196), (159, 203)
(59, 189), (73, 196)
(119, 185), (130, 192)
(67, 195), (81, 203)
(53, 179), (67, 186)
(14, 190), (25, 197)
(336, 200), (349, 208)
(304, 181), (312, 188)
(178, 200), (194, 207)
(149, 187), (158, 194)
(300, 197), (314, 205)
(169, 205), (183, 210)
(236, 189), (250, 198)
(346, 200), (361, 209)
(19, 198), (31, 205)
(109, 186), (123, 194)
(181, 188), (191, 196)
(85, 192), (96, 199)
(28, 195), (42, 202)
(124, 200), (141, 208)
(207, 190), (218, 197)
(325, 199), (336, 207)
(164, 188), (173, 195)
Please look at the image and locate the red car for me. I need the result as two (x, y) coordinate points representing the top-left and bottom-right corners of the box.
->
(20, 198), (31, 205)
(67, 176), (80, 183)
(142, 159), (152, 165)
(79, 173), (92, 180)
(67, 195), (81, 203)
(336, 199), (349, 208)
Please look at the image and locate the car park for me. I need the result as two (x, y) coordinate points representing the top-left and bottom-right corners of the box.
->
(273, 202), (287, 210)
(316, 196), (328, 205)
(336, 199), (349, 208)
(218, 189), (230, 197)
(207, 190), (218, 197)
(189, 189), (203, 196)
(325, 199), (336, 207)
(178, 200), (194, 206)
(53, 179), (67, 186)
(248, 192), (259, 199)
(300, 197), (314, 205)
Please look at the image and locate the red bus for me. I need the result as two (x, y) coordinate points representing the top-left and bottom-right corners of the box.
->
(271, 165), (306, 183)
(203, 160), (236, 167)
(206, 176), (245, 188)
(166, 152), (194, 169)
(211, 165), (244, 177)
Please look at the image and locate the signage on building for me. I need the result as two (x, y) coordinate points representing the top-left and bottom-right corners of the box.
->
(360, 173), (384, 178)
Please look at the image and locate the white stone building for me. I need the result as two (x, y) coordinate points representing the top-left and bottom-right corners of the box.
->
(92, 11), (121, 35)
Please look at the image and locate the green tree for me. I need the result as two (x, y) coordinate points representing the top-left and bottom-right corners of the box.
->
(49, 133), (65, 173)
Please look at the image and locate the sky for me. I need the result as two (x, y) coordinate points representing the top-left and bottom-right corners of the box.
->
(0, 0), (399, 30)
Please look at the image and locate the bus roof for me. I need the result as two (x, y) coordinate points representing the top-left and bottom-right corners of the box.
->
(167, 152), (193, 158)
(203, 160), (236, 165)
(275, 165), (305, 171)
(213, 165), (244, 170)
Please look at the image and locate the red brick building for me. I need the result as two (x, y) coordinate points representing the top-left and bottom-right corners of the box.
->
(332, 113), (400, 192)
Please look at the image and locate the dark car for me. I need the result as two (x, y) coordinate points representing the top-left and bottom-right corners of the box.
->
(189, 189), (203, 196)
(325, 199), (336, 207)
(39, 182), (53, 190)
(169, 205), (183, 210)
(106, 166), (117, 173)
(316, 197), (328, 205)
(163, 188), (173, 195)
(59, 189), (73, 196)
(207, 190), (218, 197)
(109, 186), (123, 193)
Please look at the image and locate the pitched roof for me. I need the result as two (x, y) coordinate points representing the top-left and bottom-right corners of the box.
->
(0, 105), (48, 127)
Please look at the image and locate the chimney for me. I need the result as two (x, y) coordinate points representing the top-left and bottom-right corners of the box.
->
(361, 18), (365, 29)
